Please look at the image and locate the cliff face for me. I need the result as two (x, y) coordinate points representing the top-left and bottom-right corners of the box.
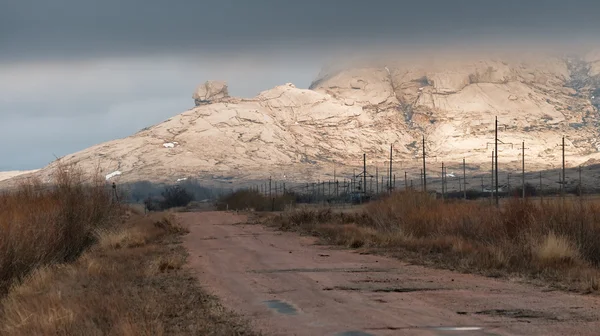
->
(310, 52), (600, 169)
(5, 50), (600, 188)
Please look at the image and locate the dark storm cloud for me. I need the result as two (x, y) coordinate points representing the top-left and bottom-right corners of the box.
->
(2, 0), (600, 61)
(1, 0), (600, 171)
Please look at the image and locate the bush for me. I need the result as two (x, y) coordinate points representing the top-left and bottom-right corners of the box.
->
(144, 185), (195, 211)
(0, 166), (120, 294)
(161, 185), (194, 209)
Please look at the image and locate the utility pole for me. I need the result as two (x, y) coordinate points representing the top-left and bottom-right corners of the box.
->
(376, 167), (379, 195)
(562, 136), (566, 198)
(463, 158), (467, 200)
(579, 165), (583, 197)
(404, 171), (408, 191)
(495, 116), (499, 207)
(422, 136), (427, 192)
(522, 141), (526, 199)
(441, 162), (445, 201)
(389, 144), (393, 193)
(539, 172), (543, 203)
(491, 151), (494, 204)
(269, 176), (272, 199)
(363, 153), (367, 200)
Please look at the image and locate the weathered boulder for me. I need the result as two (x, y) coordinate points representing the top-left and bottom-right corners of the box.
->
(193, 81), (229, 106)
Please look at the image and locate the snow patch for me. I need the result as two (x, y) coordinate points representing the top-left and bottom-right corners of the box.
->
(177, 177), (188, 182)
(163, 142), (175, 148)
(105, 171), (122, 181)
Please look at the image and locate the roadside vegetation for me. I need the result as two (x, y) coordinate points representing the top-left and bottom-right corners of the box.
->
(266, 190), (600, 293)
(217, 189), (296, 211)
(0, 166), (259, 335)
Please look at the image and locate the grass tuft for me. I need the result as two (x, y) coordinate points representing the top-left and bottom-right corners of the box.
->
(266, 190), (600, 292)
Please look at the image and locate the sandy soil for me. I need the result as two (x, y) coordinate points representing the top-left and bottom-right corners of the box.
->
(180, 212), (600, 336)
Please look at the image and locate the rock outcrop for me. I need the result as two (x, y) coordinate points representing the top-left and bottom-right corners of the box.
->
(4, 50), (600, 190)
(193, 80), (229, 106)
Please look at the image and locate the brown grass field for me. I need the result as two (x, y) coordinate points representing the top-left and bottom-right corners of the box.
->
(0, 167), (258, 335)
(265, 191), (600, 293)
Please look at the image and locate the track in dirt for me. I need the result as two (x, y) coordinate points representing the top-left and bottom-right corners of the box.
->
(180, 212), (600, 336)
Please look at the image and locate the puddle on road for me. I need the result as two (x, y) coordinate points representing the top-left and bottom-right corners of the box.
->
(251, 267), (391, 274)
(474, 308), (558, 321)
(263, 300), (298, 315)
(335, 331), (375, 336)
(323, 285), (443, 293)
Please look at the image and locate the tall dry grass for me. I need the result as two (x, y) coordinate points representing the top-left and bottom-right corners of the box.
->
(217, 189), (296, 211)
(270, 191), (600, 291)
(0, 166), (120, 294)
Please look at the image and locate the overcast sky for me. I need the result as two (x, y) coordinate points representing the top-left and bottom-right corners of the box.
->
(1, 0), (600, 170)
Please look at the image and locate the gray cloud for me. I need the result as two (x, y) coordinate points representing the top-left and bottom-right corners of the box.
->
(3, 0), (600, 61)
(1, 0), (600, 170)
(0, 56), (320, 169)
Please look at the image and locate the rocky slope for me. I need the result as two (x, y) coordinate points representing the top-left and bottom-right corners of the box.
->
(5, 49), (600, 189)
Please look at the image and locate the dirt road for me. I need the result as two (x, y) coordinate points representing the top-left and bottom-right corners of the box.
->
(180, 212), (600, 336)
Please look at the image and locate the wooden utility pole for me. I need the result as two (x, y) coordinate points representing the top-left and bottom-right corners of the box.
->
(539, 172), (543, 203)
(522, 141), (526, 199)
(579, 165), (583, 197)
(269, 176), (272, 199)
(404, 171), (408, 191)
(463, 158), (467, 200)
(495, 116), (499, 207)
(389, 145), (393, 193)
(422, 136), (427, 192)
(363, 153), (367, 199)
(441, 162), (445, 201)
(491, 151), (494, 204)
(562, 136), (566, 198)
(376, 167), (379, 195)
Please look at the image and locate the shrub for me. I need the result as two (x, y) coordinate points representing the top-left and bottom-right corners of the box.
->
(160, 185), (194, 209)
(0, 166), (120, 294)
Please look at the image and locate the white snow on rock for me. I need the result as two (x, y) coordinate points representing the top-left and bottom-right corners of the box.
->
(105, 171), (122, 181)
(176, 177), (188, 182)
(163, 142), (175, 148)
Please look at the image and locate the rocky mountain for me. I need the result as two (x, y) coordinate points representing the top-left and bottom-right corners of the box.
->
(5, 49), (600, 190)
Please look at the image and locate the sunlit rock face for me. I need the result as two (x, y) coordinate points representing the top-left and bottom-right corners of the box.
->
(5, 49), (600, 188)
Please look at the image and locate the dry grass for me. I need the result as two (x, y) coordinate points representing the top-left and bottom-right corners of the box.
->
(0, 212), (258, 336)
(0, 166), (120, 294)
(217, 189), (296, 211)
(0, 166), (258, 335)
(267, 191), (600, 293)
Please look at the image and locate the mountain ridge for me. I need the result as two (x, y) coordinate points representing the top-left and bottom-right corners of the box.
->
(4, 49), (600, 190)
